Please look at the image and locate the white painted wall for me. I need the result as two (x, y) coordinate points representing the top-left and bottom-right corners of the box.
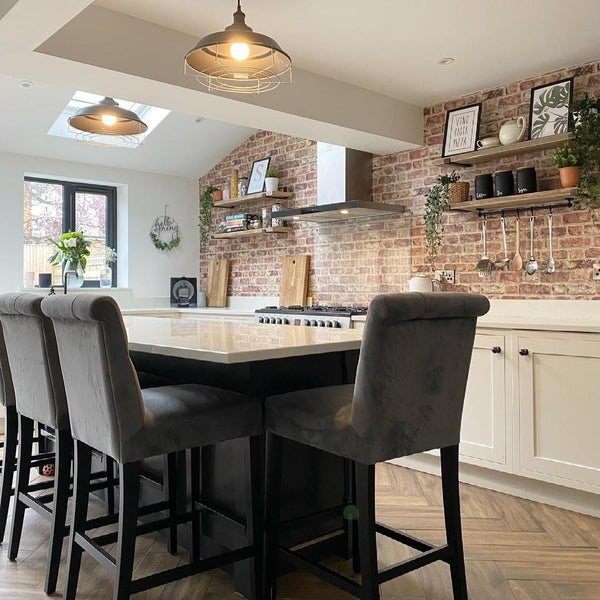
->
(0, 150), (199, 306)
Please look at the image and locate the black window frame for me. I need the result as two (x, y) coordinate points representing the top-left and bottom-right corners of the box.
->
(24, 176), (118, 288)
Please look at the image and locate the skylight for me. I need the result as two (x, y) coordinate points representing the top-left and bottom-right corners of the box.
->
(48, 91), (170, 149)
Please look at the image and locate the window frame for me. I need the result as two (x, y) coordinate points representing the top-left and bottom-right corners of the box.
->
(24, 176), (118, 288)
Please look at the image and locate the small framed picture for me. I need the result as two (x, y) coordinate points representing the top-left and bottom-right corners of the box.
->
(529, 77), (574, 139)
(247, 157), (271, 194)
(442, 103), (482, 157)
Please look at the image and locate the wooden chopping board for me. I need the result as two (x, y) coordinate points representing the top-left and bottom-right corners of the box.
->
(279, 255), (310, 307)
(206, 258), (229, 307)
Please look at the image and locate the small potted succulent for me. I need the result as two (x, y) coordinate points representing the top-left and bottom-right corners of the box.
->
(265, 165), (279, 193)
(553, 143), (583, 188)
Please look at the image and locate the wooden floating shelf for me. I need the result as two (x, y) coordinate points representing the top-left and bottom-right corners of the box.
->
(450, 188), (579, 213)
(431, 133), (572, 167)
(213, 190), (293, 208)
(213, 226), (292, 239)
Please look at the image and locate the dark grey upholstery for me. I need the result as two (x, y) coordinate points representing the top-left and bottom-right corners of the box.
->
(0, 294), (69, 429)
(266, 292), (490, 464)
(0, 323), (15, 408)
(41, 294), (262, 463)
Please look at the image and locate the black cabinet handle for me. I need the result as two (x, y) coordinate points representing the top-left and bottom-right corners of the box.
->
(491, 346), (502, 354)
(519, 348), (529, 356)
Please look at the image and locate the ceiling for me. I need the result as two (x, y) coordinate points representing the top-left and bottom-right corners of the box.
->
(0, 74), (255, 178)
(95, 0), (600, 105)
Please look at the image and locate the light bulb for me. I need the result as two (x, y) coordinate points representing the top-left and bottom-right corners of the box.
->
(230, 42), (250, 61)
(102, 114), (118, 126)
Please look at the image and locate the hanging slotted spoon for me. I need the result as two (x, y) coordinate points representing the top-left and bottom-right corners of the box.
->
(546, 210), (556, 274)
(476, 217), (493, 278)
(494, 214), (511, 269)
(526, 213), (538, 275)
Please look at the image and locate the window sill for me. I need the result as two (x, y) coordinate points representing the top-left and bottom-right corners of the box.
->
(23, 287), (132, 293)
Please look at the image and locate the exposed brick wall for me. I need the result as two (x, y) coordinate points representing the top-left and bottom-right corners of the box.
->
(200, 59), (600, 303)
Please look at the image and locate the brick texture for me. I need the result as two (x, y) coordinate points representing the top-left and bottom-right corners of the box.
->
(199, 59), (600, 303)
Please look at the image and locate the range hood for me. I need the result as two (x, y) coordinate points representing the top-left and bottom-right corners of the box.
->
(273, 143), (405, 222)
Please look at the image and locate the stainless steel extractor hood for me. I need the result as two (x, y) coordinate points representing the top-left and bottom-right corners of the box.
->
(272, 143), (405, 222)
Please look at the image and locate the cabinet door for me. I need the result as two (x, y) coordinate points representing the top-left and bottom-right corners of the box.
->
(517, 334), (600, 493)
(459, 332), (509, 470)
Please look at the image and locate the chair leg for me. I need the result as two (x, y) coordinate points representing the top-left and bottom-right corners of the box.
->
(165, 452), (178, 554)
(344, 458), (360, 574)
(264, 431), (283, 600)
(0, 405), (18, 544)
(114, 461), (141, 600)
(355, 462), (379, 600)
(64, 441), (92, 600)
(245, 435), (264, 600)
(441, 445), (468, 600)
(105, 456), (116, 516)
(190, 447), (201, 563)
(45, 429), (72, 594)
(8, 415), (33, 561)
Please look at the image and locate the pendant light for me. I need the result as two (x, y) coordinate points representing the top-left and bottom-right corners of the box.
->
(185, 1), (292, 94)
(68, 97), (148, 146)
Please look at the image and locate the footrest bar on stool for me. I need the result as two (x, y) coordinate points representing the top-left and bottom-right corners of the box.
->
(74, 532), (117, 573)
(377, 545), (452, 584)
(376, 522), (435, 552)
(278, 548), (361, 598)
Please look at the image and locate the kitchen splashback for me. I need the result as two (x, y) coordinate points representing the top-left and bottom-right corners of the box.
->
(199, 58), (600, 303)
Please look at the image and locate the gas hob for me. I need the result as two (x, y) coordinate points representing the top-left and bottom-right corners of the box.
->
(254, 305), (367, 329)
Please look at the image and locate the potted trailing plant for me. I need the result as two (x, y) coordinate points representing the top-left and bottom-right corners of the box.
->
(423, 171), (459, 270)
(199, 185), (217, 251)
(48, 231), (91, 288)
(553, 143), (583, 188)
(265, 165), (279, 193)
(571, 93), (600, 201)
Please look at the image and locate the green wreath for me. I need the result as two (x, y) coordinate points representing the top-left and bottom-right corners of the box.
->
(150, 231), (180, 251)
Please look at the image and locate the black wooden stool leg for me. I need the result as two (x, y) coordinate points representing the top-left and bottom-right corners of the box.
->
(165, 452), (178, 554)
(105, 456), (116, 516)
(114, 461), (141, 600)
(344, 458), (360, 574)
(0, 405), (18, 544)
(355, 462), (380, 600)
(64, 441), (92, 600)
(190, 447), (201, 563)
(264, 432), (283, 600)
(45, 429), (72, 594)
(441, 445), (469, 600)
(8, 414), (33, 561)
(245, 435), (264, 600)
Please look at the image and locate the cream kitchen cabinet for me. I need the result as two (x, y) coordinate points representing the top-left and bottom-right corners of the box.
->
(515, 331), (600, 493)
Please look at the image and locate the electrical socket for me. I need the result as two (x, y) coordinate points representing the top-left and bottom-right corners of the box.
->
(593, 263), (600, 281)
(435, 269), (455, 284)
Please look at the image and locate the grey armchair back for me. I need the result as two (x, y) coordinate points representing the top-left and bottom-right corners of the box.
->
(41, 294), (145, 462)
(351, 292), (489, 460)
(0, 323), (15, 408)
(0, 294), (68, 429)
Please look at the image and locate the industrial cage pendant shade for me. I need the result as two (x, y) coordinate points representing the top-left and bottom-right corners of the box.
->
(68, 97), (148, 145)
(184, 1), (292, 94)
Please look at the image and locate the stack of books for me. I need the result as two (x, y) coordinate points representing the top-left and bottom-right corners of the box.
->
(224, 213), (248, 233)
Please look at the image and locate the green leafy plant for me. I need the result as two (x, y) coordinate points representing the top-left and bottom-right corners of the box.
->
(47, 231), (91, 270)
(571, 93), (600, 201)
(553, 143), (583, 168)
(150, 232), (180, 251)
(105, 247), (117, 264)
(266, 165), (279, 178)
(423, 171), (459, 271)
(199, 186), (217, 251)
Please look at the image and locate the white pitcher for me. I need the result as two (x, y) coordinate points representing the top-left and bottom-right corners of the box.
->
(408, 275), (441, 293)
(499, 117), (527, 145)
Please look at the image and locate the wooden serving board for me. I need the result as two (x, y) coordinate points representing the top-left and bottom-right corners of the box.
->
(206, 258), (229, 307)
(279, 255), (310, 307)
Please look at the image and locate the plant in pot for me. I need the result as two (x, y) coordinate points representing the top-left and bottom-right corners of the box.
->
(571, 93), (600, 201)
(553, 143), (583, 189)
(199, 185), (217, 251)
(265, 166), (279, 193)
(423, 171), (459, 270)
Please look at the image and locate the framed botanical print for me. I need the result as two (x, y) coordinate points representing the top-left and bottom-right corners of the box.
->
(442, 103), (482, 157)
(528, 77), (574, 139)
(247, 157), (271, 194)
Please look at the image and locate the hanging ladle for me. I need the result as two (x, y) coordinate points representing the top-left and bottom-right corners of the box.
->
(494, 213), (511, 269)
(546, 209), (556, 274)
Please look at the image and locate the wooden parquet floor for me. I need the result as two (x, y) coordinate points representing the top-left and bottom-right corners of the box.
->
(0, 463), (598, 599)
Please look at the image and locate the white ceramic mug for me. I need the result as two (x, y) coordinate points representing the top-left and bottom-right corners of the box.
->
(476, 137), (500, 149)
(408, 275), (441, 293)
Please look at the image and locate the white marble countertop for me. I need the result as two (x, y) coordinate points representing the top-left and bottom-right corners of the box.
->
(124, 316), (362, 364)
(122, 307), (255, 318)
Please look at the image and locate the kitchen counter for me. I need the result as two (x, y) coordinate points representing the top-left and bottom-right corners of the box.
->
(124, 315), (362, 364)
(122, 307), (255, 318)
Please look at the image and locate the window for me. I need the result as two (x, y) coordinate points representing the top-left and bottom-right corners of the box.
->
(23, 177), (117, 288)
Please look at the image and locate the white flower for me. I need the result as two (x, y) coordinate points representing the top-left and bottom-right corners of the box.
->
(65, 238), (77, 248)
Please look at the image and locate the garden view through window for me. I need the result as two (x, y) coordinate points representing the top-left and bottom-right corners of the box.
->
(23, 177), (117, 287)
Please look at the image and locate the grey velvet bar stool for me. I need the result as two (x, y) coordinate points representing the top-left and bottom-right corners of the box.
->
(264, 292), (490, 600)
(41, 294), (264, 600)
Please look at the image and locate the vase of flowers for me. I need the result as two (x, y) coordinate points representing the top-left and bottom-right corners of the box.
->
(48, 231), (91, 289)
(100, 247), (117, 288)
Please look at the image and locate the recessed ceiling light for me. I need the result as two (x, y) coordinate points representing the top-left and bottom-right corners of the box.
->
(437, 57), (455, 66)
(195, 116), (205, 124)
(19, 80), (34, 89)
